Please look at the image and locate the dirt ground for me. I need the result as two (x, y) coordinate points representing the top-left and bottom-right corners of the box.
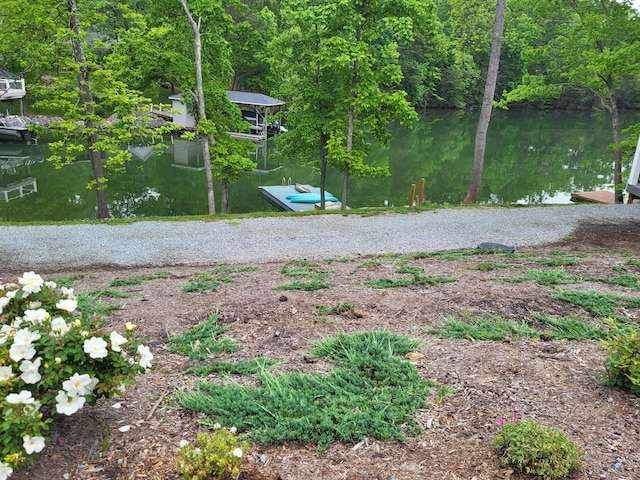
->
(7, 221), (640, 480)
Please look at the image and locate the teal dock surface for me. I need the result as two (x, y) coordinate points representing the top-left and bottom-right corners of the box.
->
(258, 184), (341, 211)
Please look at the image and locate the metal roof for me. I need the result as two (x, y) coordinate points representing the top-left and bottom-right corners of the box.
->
(0, 69), (19, 80)
(226, 91), (284, 107)
(169, 91), (285, 107)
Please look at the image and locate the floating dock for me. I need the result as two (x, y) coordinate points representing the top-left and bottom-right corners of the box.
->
(258, 184), (342, 211)
(571, 190), (640, 204)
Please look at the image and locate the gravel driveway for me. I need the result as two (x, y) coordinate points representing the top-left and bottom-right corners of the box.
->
(2, 204), (639, 271)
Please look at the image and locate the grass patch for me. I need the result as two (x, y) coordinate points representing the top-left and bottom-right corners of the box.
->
(109, 270), (173, 287)
(48, 273), (85, 288)
(77, 288), (129, 315)
(591, 274), (640, 289)
(318, 304), (356, 316)
(276, 260), (332, 290)
(182, 266), (258, 292)
(532, 314), (607, 340)
(471, 261), (511, 271)
(275, 279), (332, 291)
(177, 331), (438, 453)
(534, 258), (579, 267)
(168, 313), (238, 360)
(186, 357), (279, 376)
(497, 269), (582, 286)
(427, 317), (539, 340)
(364, 265), (456, 289)
(552, 289), (640, 316)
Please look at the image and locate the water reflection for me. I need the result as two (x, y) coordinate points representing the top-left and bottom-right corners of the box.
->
(0, 109), (638, 221)
(0, 144), (44, 202)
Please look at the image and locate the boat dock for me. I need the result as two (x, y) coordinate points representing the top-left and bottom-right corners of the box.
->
(258, 184), (342, 211)
(571, 190), (640, 204)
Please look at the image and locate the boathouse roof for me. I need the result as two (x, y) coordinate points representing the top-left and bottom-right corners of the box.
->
(169, 91), (285, 107)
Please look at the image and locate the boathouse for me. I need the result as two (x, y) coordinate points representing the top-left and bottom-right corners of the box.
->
(167, 91), (286, 141)
(0, 69), (27, 115)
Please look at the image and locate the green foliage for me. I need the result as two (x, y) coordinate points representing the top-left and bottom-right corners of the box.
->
(109, 271), (173, 287)
(275, 280), (332, 291)
(534, 258), (578, 267)
(181, 267), (257, 293)
(427, 317), (539, 341)
(76, 289), (129, 316)
(177, 331), (436, 453)
(364, 265), (456, 289)
(176, 428), (249, 480)
(593, 274), (640, 289)
(600, 318), (640, 394)
(276, 261), (332, 290)
(0, 273), (151, 472)
(186, 358), (279, 377)
(317, 304), (356, 316)
(532, 314), (606, 340)
(552, 289), (640, 316)
(497, 269), (582, 286)
(168, 313), (238, 360)
(471, 261), (510, 271)
(494, 418), (583, 480)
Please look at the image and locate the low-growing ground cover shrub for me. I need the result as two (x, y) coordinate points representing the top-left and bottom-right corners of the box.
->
(600, 318), (640, 394)
(176, 426), (248, 480)
(0, 272), (152, 478)
(177, 331), (441, 453)
(494, 416), (583, 479)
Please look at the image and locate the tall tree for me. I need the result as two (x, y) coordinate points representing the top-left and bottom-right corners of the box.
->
(273, 0), (421, 209)
(463, 0), (506, 204)
(1, 0), (169, 219)
(180, 0), (217, 214)
(503, 0), (640, 203)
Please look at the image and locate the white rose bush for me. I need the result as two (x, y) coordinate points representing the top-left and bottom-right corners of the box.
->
(0, 272), (152, 478)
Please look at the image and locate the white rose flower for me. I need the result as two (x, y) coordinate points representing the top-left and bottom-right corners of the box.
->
(0, 461), (13, 480)
(19, 357), (42, 384)
(50, 317), (71, 337)
(136, 344), (153, 369)
(18, 272), (44, 294)
(9, 343), (36, 362)
(56, 298), (78, 312)
(62, 372), (94, 396)
(23, 308), (49, 325)
(22, 435), (46, 455)
(13, 328), (42, 346)
(83, 337), (108, 359)
(6, 390), (35, 404)
(0, 366), (14, 383)
(55, 390), (86, 416)
(110, 331), (127, 352)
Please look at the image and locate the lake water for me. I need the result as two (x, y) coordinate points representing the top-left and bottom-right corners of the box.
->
(1, 109), (639, 222)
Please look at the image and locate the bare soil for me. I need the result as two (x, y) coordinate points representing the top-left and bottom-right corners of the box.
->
(8, 222), (640, 480)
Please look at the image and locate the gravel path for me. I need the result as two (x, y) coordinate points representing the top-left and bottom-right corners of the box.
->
(2, 204), (639, 271)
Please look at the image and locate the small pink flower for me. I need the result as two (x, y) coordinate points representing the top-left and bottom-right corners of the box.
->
(498, 418), (506, 424)
(512, 415), (520, 423)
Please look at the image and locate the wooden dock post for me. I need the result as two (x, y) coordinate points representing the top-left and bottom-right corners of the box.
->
(408, 183), (416, 207)
(418, 178), (425, 206)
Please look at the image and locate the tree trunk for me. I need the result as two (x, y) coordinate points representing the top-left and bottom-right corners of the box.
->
(608, 84), (623, 204)
(463, 0), (506, 204)
(220, 178), (229, 213)
(342, 23), (361, 210)
(319, 133), (328, 210)
(68, 0), (109, 219)
(181, 0), (216, 215)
